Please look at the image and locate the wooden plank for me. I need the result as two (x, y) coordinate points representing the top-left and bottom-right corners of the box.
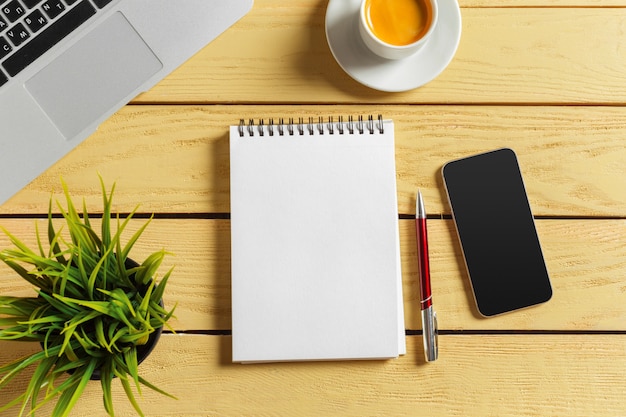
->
(410, 219), (626, 331)
(132, 3), (626, 104)
(1, 105), (623, 217)
(1, 218), (624, 331)
(0, 334), (624, 416)
(461, 0), (626, 5)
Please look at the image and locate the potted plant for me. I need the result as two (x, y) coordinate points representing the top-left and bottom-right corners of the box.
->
(0, 178), (176, 417)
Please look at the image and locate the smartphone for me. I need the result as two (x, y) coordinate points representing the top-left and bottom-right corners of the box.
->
(442, 148), (552, 317)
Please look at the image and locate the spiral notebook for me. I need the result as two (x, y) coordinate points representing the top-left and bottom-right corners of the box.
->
(230, 116), (405, 363)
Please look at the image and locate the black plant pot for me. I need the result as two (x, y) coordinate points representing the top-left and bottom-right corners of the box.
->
(39, 257), (165, 380)
(89, 320), (163, 380)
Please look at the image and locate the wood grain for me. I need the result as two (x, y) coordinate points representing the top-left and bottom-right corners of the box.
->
(462, 1), (626, 4)
(1, 105), (624, 216)
(130, 2), (626, 105)
(1, 218), (624, 332)
(0, 2), (625, 415)
(1, 334), (624, 417)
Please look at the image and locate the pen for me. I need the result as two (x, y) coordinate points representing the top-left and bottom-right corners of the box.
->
(416, 190), (438, 362)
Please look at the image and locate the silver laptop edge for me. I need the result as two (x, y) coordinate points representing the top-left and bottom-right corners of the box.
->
(0, 0), (253, 206)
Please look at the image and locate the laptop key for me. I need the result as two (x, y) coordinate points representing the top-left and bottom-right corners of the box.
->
(22, 0), (44, 8)
(6, 23), (29, 47)
(92, 0), (113, 8)
(2, 1), (95, 77)
(0, 36), (11, 59)
(0, 70), (7, 86)
(24, 9), (48, 33)
(41, 0), (65, 19)
(0, 16), (7, 32)
(2, 0), (27, 22)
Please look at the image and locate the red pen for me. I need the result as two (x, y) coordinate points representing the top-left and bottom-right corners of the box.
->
(416, 190), (438, 362)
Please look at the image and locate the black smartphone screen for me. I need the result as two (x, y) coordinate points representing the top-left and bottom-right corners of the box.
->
(442, 148), (552, 317)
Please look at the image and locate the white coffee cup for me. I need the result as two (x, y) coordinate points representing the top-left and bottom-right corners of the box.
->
(359, 0), (438, 60)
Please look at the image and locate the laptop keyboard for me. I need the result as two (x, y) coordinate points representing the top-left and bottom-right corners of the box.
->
(0, 0), (112, 87)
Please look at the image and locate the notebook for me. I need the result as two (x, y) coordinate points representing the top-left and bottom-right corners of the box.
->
(230, 115), (405, 363)
(0, 0), (253, 206)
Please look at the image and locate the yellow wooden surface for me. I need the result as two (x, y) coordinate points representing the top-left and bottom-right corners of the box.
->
(1, 335), (626, 417)
(0, 218), (624, 332)
(1, 0), (625, 416)
(134, 3), (626, 104)
(2, 105), (625, 216)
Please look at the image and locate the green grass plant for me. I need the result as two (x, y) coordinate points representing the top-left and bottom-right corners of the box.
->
(0, 178), (176, 417)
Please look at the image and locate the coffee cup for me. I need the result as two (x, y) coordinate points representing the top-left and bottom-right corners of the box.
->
(359, 0), (438, 60)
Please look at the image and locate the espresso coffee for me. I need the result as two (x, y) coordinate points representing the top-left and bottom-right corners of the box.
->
(364, 0), (434, 46)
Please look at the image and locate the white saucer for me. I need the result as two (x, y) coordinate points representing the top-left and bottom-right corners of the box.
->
(325, 0), (462, 92)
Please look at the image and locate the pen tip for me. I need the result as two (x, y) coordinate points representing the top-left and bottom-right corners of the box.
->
(416, 189), (425, 218)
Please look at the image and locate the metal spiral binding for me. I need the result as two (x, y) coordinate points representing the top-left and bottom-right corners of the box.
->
(238, 115), (384, 137)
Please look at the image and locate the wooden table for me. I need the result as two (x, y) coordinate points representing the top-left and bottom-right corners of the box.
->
(1, 0), (626, 415)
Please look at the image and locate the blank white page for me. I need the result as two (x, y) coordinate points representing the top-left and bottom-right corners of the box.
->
(230, 119), (403, 363)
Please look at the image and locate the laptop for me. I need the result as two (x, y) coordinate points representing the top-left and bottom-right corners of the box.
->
(0, 0), (253, 206)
